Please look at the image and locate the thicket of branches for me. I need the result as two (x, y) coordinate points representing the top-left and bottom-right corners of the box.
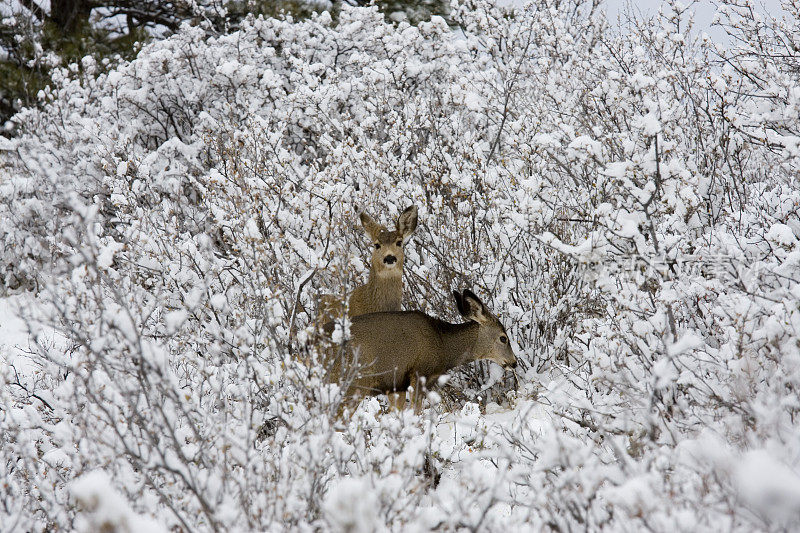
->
(0, 0), (449, 129)
(1, 0), (799, 530)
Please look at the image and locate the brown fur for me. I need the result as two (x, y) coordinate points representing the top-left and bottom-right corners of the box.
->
(330, 290), (517, 408)
(347, 205), (418, 318)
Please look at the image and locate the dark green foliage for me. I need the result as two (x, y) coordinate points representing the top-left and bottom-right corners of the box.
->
(226, 0), (325, 22)
(0, 5), (148, 132)
(372, 0), (450, 23)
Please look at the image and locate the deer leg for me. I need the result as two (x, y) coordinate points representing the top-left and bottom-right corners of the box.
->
(388, 391), (406, 410)
(411, 376), (430, 414)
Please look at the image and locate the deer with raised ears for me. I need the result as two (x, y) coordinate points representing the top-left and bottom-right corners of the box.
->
(346, 204), (418, 318)
(336, 289), (517, 410)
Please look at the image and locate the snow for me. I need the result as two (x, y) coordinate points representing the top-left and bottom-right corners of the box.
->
(164, 310), (187, 333)
(324, 477), (382, 533)
(70, 471), (167, 533)
(766, 223), (798, 248)
(604, 474), (657, 516)
(0, 294), (40, 376)
(668, 332), (704, 356)
(736, 451), (800, 521)
(3, 0), (800, 530)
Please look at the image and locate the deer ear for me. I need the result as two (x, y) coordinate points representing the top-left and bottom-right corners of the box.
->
(453, 289), (465, 315)
(396, 205), (418, 239)
(359, 211), (384, 241)
(461, 289), (490, 324)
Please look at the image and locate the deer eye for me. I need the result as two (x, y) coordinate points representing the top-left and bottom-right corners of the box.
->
(500, 336), (508, 344)
(374, 243), (381, 249)
(396, 240), (402, 247)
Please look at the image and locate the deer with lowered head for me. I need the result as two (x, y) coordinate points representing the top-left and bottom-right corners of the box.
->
(319, 205), (418, 321)
(332, 289), (517, 410)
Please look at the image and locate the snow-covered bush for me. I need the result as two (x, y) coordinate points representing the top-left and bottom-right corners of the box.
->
(2, 0), (800, 530)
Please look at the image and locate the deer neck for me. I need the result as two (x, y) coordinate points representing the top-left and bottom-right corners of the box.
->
(364, 270), (402, 311)
(438, 321), (480, 373)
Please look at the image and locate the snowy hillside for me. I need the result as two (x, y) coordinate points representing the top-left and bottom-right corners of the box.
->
(2, 0), (800, 530)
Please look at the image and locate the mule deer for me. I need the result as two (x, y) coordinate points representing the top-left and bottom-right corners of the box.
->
(319, 205), (418, 322)
(332, 289), (517, 409)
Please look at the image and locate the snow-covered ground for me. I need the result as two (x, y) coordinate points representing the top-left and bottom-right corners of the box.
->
(0, 294), (39, 375)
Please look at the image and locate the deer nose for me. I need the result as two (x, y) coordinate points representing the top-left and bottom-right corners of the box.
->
(508, 361), (517, 370)
(383, 255), (397, 265)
